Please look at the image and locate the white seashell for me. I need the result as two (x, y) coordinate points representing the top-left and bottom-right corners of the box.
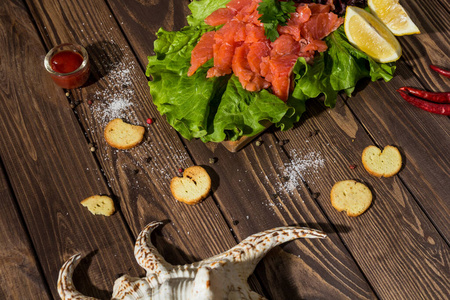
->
(58, 221), (326, 299)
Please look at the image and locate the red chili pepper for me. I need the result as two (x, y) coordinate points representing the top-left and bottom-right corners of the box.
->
(397, 86), (450, 103)
(397, 90), (450, 115)
(430, 65), (450, 78)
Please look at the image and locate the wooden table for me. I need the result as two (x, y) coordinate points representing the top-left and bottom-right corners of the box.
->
(1, 0), (449, 299)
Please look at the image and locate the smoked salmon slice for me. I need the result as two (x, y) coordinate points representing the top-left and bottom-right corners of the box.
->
(205, 8), (236, 26)
(269, 54), (299, 101)
(227, 0), (255, 12)
(232, 43), (269, 92)
(247, 41), (270, 74)
(188, 31), (215, 76)
(301, 12), (343, 41)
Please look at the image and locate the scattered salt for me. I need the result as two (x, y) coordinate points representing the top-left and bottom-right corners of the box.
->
(91, 55), (137, 126)
(277, 149), (325, 193)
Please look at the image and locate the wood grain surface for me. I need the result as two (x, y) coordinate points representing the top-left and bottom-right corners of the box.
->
(0, 0), (449, 299)
(0, 160), (51, 299)
(0, 0), (141, 298)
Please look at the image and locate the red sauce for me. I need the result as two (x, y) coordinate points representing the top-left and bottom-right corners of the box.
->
(50, 51), (83, 73)
(49, 50), (90, 89)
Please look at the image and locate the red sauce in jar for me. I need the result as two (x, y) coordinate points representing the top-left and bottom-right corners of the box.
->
(48, 50), (90, 89)
(50, 51), (84, 73)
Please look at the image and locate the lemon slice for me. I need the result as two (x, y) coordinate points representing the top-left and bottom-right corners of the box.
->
(345, 6), (402, 63)
(368, 0), (420, 36)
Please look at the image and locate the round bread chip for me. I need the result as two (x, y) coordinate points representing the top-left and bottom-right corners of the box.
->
(362, 145), (402, 177)
(104, 118), (145, 150)
(81, 195), (115, 216)
(331, 180), (372, 217)
(170, 166), (211, 205)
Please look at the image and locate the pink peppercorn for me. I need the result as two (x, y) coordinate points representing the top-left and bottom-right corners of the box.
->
(178, 168), (183, 173)
(146, 118), (153, 124)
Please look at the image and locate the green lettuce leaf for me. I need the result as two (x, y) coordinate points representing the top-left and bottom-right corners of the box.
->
(146, 25), (224, 139)
(147, 25), (213, 76)
(201, 75), (293, 142)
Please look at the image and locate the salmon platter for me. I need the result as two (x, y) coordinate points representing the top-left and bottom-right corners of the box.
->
(145, 0), (399, 144)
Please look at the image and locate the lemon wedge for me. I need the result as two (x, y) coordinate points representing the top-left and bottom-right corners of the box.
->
(368, 0), (420, 36)
(344, 6), (402, 63)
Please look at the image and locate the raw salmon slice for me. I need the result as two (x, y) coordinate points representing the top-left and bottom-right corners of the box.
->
(205, 8), (236, 26)
(188, 31), (215, 76)
(247, 41), (270, 74)
(301, 39), (328, 53)
(206, 20), (246, 77)
(269, 54), (299, 101)
(244, 23), (266, 43)
(232, 44), (269, 92)
(235, 0), (261, 25)
(214, 19), (246, 44)
(278, 5), (312, 41)
(271, 34), (300, 57)
(227, 0), (255, 12)
(301, 13), (343, 41)
(296, 3), (313, 21)
(207, 42), (235, 78)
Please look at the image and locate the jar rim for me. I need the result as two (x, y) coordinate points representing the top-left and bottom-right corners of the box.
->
(44, 43), (89, 76)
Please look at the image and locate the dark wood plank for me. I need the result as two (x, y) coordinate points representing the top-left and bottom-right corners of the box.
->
(0, 0), (142, 298)
(15, 0), (448, 299)
(0, 159), (51, 300)
(25, 0), (258, 295)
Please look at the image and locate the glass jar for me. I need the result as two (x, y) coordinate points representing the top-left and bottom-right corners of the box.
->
(44, 43), (90, 89)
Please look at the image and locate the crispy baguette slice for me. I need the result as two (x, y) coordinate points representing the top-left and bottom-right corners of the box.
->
(104, 118), (145, 149)
(81, 195), (115, 216)
(331, 180), (372, 217)
(362, 145), (402, 177)
(170, 166), (211, 205)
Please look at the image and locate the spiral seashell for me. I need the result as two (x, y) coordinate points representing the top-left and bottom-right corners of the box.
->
(58, 222), (326, 299)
